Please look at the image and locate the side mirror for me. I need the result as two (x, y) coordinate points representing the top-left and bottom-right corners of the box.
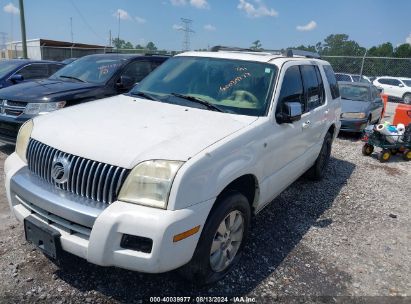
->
(9, 74), (24, 83)
(116, 76), (135, 90)
(399, 84), (404, 88)
(377, 87), (383, 93)
(276, 101), (303, 124)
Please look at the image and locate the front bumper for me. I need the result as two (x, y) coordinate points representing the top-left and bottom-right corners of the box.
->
(5, 153), (214, 273)
(340, 118), (368, 132)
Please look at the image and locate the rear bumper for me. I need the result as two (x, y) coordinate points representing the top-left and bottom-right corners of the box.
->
(5, 152), (214, 273)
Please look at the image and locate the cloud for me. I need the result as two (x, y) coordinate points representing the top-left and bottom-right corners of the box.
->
(113, 8), (131, 20)
(172, 24), (183, 30)
(296, 21), (317, 31)
(406, 33), (411, 45)
(135, 16), (146, 24)
(3, 2), (19, 15)
(170, 0), (209, 9)
(204, 24), (216, 31)
(237, 0), (278, 18)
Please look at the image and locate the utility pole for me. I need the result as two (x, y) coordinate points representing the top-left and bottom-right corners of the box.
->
(0, 32), (7, 49)
(179, 18), (194, 51)
(18, 0), (28, 58)
(109, 30), (112, 47)
(117, 12), (120, 48)
(70, 17), (74, 43)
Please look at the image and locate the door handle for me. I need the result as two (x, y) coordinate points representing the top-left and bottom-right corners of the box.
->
(302, 120), (311, 129)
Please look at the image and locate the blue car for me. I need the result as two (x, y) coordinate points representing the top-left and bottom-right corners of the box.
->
(339, 81), (384, 132)
(0, 59), (65, 90)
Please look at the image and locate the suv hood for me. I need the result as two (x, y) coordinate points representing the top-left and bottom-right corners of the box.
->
(31, 95), (258, 168)
(0, 79), (101, 102)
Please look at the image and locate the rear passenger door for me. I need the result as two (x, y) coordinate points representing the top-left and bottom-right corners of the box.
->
(300, 64), (327, 151)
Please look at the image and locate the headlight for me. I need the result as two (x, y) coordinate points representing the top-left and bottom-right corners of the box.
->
(118, 160), (184, 209)
(16, 120), (33, 163)
(341, 112), (366, 119)
(24, 101), (66, 115)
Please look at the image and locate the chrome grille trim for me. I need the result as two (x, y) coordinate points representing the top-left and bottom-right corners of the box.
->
(27, 139), (130, 205)
(0, 100), (27, 117)
(16, 195), (91, 236)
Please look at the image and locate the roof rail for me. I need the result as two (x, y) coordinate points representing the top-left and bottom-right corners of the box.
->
(285, 49), (321, 59)
(210, 45), (321, 59)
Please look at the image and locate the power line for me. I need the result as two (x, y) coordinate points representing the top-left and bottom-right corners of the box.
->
(179, 18), (195, 51)
(68, 0), (105, 43)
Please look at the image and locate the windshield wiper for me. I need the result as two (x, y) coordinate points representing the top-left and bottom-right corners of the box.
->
(170, 93), (224, 112)
(130, 91), (161, 101)
(59, 75), (85, 82)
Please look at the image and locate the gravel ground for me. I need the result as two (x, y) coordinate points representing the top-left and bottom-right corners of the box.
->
(0, 131), (410, 303)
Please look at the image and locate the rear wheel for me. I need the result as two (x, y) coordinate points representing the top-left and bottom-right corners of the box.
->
(403, 93), (411, 105)
(378, 149), (391, 163)
(307, 132), (332, 180)
(362, 144), (374, 156)
(179, 192), (251, 285)
(402, 149), (411, 161)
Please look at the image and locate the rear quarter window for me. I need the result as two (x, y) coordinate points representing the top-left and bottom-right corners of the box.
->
(323, 65), (340, 99)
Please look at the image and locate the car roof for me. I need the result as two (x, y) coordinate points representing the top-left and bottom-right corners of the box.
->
(80, 53), (169, 60)
(176, 51), (329, 65)
(2, 59), (62, 64)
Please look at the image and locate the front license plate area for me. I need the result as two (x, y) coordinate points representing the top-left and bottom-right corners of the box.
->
(24, 215), (61, 259)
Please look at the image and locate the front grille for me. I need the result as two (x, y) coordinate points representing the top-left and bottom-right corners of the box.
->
(27, 139), (130, 204)
(0, 100), (27, 117)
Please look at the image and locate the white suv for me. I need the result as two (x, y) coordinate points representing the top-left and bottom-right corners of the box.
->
(5, 47), (341, 284)
(373, 76), (411, 104)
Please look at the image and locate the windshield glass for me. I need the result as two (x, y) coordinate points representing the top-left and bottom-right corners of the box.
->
(351, 75), (360, 82)
(0, 61), (22, 77)
(131, 56), (277, 116)
(50, 55), (126, 84)
(401, 80), (411, 87)
(339, 84), (370, 101)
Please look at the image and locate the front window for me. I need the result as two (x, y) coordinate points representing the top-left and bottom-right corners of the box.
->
(130, 56), (277, 116)
(50, 55), (128, 84)
(401, 80), (411, 87)
(0, 61), (22, 77)
(339, 84), (370, 101)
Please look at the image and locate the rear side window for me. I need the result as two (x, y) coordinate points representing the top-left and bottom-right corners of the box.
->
(278, 65), (304, 111)
(18, 64), (49, 80)
(301, 65), (324, 111)
(48, 64), (63, 76)
(389, 79), (401, 86)
(336, 74), (351, 82)
(323, 65), (340, 99)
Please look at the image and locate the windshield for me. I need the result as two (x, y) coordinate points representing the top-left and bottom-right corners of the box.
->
(339, 84), (370, 101)
(131, 56), (277, 116)
(351, 75), (360, 82)
(50, 55), (126, 84)
(0, 61), (22, 78)
(402, 80), (411, 87)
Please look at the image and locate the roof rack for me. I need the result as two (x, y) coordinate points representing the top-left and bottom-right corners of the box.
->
(210, 45), (321, 59)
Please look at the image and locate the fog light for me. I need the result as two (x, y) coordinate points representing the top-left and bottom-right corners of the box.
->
(120, 234), (153, 253)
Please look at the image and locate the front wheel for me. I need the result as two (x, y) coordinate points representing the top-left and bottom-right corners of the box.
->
(179, 192), (251, 285)
(403, 149), (411, 161)
(378, 149), (391, 163)
(307, 132), (332, 180)
(403, 93), (411, 105)
(362, 143), (374, 156)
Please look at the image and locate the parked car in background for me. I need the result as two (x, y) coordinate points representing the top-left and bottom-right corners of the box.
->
(4, 48), (341, 284)
(373, 77), (411, 104)
(0, 59), (64, 90)
(339, 81), (384, 132)
(0, 53), (168, 144)
(335, 73), (371, 83)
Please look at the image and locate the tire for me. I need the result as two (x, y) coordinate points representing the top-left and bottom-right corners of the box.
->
(307, 132), (332, 181)
(362, 144), (374, 156)
(402, 149), (411, 161)
(378, 149), (391, 163)
(178, 192), (251, 285)
(403, 93), (411, 105)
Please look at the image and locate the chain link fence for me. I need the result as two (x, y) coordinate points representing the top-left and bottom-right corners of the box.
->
(2, 46), (410, 80)
(323, 56), (411, 78)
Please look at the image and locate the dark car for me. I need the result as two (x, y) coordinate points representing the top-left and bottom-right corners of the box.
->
(339, 81), (384, 132)
(0, 53), (168, 144)
(0, 59), (64, 90)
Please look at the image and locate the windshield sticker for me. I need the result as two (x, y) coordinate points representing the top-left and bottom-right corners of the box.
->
(265, 68), (271, 73)
(219, 67), (251, 92)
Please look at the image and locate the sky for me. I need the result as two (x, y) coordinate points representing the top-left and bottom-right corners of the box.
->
(1, 0), (411, 51)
